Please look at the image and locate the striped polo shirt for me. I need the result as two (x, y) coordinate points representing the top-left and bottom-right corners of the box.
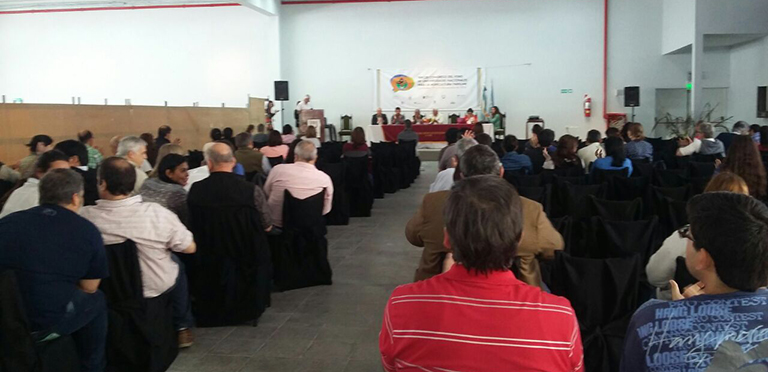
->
(380, 264), (584, 372)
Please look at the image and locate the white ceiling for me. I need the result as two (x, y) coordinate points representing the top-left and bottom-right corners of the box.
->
(0, 0), (235, 12)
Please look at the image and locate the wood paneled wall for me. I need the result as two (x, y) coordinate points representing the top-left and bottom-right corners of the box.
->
(0, 103), (252, 163)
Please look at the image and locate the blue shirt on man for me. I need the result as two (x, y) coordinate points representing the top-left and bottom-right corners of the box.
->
(0, 204), (108, 330)
(620, 289), (768, 372)
(591, 156), (633, 176)
(501, 152), (533, 174)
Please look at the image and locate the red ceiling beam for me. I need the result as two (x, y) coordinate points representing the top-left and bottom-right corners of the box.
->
(0, 2), (240, 15)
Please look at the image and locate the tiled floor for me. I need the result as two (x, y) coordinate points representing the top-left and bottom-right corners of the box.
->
(169, 162), (436, 372)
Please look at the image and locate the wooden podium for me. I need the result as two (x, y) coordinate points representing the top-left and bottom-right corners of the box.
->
(299, 109), (326, 141)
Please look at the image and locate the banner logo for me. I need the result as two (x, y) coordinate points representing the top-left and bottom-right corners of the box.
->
(390, 74), (415, 92)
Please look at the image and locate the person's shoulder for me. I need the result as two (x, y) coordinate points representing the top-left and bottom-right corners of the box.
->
(424, 190), (450, 203)
(520, 196), (543, 214)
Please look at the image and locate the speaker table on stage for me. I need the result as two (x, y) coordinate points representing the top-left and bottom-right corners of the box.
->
(299, 109), (326, 141)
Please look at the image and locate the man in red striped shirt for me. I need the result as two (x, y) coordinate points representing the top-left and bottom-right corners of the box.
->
(380, 175), (584, 372)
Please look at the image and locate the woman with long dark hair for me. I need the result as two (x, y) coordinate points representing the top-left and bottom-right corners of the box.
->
(544, 135), (583, 172)
(590, 136), (632, 176)
(485, 106), (502, 131)
(720, 135), (767, 199)
(343, 127), (370, 157)
(259, 130), (290, 160)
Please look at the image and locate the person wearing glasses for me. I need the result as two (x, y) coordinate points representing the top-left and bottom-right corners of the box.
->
(622, 190), (768, 372)
(645, 172), (749, 300)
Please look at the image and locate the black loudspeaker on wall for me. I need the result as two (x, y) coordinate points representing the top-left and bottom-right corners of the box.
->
(624, 86), (640, 107)
(274, 81), (289, 101)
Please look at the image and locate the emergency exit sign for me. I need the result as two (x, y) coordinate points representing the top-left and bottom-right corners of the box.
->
(560, 89), (573, 94)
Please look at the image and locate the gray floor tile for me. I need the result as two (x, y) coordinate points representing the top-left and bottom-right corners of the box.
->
(209, 337), (267, 357)
(302, 340), (355, 360)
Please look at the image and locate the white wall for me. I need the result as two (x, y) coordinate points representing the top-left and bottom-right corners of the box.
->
(0, 5), (281, 117)
(662, 0), (695, 54)
(280, 0), (605, 139)
(729, 36), (768, 124)
(606, 0), (732, 133)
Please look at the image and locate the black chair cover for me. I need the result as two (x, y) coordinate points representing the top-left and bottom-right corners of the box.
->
(688, 161), (715, 178)
(654, 169), (689, 187)
(652, 185), (691, 202)
(187, 187), (272, 327)
(692, 153), (723, 162)
(504, 173), (542, 189)
(398, 141), (420, 184)
(550, 216), (573, 254)
(690, 177), (711, 196)
(674, 256), (698, 290)
(372, 143), (400, 194)
(588, 196), (643, 221)
(369, 143), (385, 198)
(518, 186), (549, 214)
(100, 240), (178, 372)
(629, 158), (654, 179)
(544, 252), (640, 372)
(267, 156), (284, 167)
(0, 270), (79, 372)
(605, 176), (652, 217)
(588, 217), (659, 263)
(317, 162), (350, 226)
(271, 191), (332, 291)
(562, 183), (605, 220)
(551, 175), (588, 217)
(590, 168), (628, 184)
(344, 156), (374, 217)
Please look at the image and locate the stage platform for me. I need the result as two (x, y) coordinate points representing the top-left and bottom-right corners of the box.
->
(417, 148), (442, 162)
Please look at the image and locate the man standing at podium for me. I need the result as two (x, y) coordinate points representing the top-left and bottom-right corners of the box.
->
(296, 95), (312, 111)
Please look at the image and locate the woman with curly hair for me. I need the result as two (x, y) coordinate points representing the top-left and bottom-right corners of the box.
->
(544, 134), (583, 173)
(719, 135), (767, 199)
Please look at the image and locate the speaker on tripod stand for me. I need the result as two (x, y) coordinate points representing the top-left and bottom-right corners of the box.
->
(274, 81), (289, 126)
(624, 86), (640, 121)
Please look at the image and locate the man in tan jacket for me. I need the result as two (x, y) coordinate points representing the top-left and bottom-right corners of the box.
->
(406, 145), (563, 288)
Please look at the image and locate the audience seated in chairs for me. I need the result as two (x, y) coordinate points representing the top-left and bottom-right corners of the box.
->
(234, 132), (270, 181)
(252, 124), (270, 148)
(54, 139), (99, 206)
(578, 130), (603, 173)
(77, 130), (104, 170)
(525, 128), (555, 174)
(676, 122), (726, 158)
(715, 121), (747, 152)
(386, 175), (582, 371)
(624, 123), (653, 162)
(430, 137), (477, 192)
(282, 125), (297, 145)
(0, 169), (109, 372)
(591, 136), (633, 176)
(544, 134), (584, 174)
(80, 157), (197, 348)
(116, 136), (149, 194)
(408, 145), (563, 288)
(438, 128), (461, 171)
(260, 130), (290, 162)
(186, 143), (273, 326)
(342, 127), (370, 158)
(500, 135), (533, 174)
(396, 120), (419, 143)
(717, 135), (767, 200)
(0, 150), (70, 218)
(139, 154), (190, 224)
(264, 140), (333, 228)
(622, 192), (768, 371)
(646, 172), (749, 300)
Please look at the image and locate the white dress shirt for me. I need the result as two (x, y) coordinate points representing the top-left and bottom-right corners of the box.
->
(81, 195), (194, 298)
(0, 178), (39, 219)
(429, 168), (455, 193)
(185, 165), (210, 192)
(297, 101), (313, 111)
(577, 142), (602, 174)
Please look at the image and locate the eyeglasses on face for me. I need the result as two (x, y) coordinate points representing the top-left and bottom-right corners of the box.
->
(678, 224), (695, 243)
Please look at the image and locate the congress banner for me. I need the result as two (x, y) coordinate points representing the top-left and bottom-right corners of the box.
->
(376, 68), (480, 112)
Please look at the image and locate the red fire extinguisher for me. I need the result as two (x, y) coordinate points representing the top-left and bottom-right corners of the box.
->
(583, 94), (592, 118)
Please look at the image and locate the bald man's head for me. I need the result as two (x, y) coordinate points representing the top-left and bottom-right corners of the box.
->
(205, 142), (236, 172)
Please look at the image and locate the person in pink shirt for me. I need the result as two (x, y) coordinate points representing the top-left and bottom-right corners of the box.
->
(263, 140), (333, 227)
(260, 130), (290, 161)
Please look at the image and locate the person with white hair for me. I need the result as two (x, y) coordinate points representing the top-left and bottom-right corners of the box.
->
(263, 140), (333, 228)
(427, 108), (444, 124)
(184, 142), (216, 191)
(429, 137), (478, 192)
(296, 95), (312, 111)
(676, 122), (726, 158)
(116, 135), (149, 193)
